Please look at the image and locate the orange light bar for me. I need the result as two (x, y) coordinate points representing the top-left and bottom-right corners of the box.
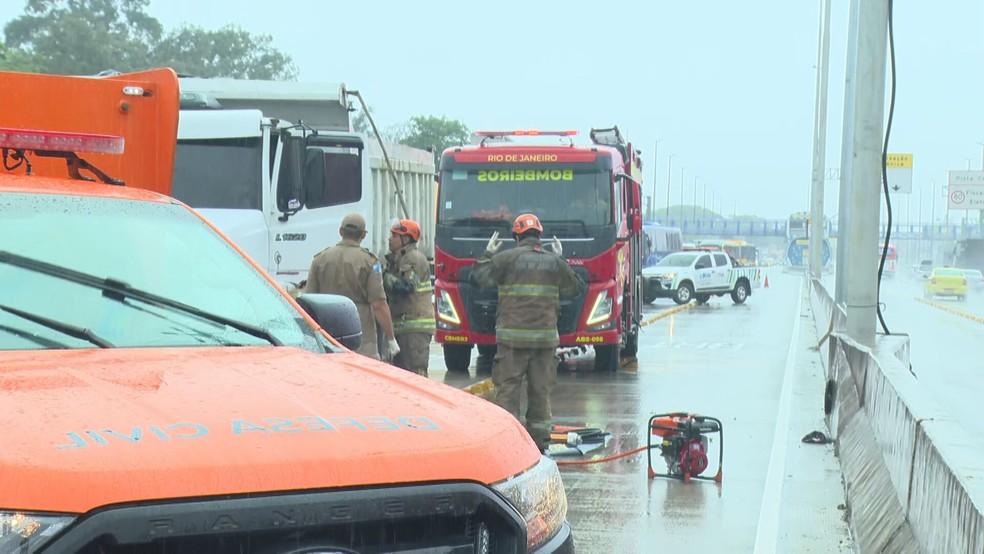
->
(474, 130), (578, 137)
(0, 127), (124, 155)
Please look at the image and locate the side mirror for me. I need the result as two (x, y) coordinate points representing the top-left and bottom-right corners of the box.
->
(296, 293), (362, 351)
(631, 213), (642, 234)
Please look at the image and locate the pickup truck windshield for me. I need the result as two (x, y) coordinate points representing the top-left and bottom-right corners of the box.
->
(656, 253), (699, 267)
(0, 193), (323, 351)
(438, 167), (611, 229)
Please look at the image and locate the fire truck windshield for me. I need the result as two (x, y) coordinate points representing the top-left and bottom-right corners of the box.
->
(438, 166), (612, 232)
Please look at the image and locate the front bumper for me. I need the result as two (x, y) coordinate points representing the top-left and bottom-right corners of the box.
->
(643, 276), (677, 298)
(536, 522), (575, 553)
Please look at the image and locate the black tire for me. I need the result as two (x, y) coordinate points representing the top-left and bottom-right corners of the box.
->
(476, 344), (496, 373)
(731, 280), (749, 304)
(443, 344), (472, 373)
(643, 280), (658, 304)
(695, 294), (710, 305)
(594, 344), (620, 372)
(673, 282), (694, 305)
(622, 328), (639, 358)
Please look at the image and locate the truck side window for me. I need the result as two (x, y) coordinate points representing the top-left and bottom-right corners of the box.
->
(695, 255), (712, 270)
(303, 147), (362, 208)
(713, 253), (728, 266)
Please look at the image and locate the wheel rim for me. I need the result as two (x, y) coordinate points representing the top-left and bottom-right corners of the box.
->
(738, 285), (747, 301)
(679, 287), (691, 302)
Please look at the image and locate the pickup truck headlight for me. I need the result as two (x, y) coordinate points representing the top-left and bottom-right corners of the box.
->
(1, 512), (74, 552)
(492, 456), (568, 551)
(435, 289), (461, 326)
(586, 290), (613, 325)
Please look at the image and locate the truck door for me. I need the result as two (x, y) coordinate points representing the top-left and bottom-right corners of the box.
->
(694, 254), (714, 290)
(712, 253), (731, 288)
(270, 133), (371, 288)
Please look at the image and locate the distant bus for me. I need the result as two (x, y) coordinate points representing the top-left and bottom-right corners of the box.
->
(643, 224), (683, 266)
(787, 212), (808, 240)
(879, 243), (898, 277)
(697, 239), (759, 267)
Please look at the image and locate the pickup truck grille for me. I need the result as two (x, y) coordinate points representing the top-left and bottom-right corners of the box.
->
(47, 484), (525, 554)
(457, 267), (589, 336)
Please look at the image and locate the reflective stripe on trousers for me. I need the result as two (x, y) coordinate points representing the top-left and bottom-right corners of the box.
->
(495, 327), (559, 343)
(498, 284), (559, 298)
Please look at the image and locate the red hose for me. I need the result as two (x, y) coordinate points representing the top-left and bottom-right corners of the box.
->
(555, 445), (650, 466)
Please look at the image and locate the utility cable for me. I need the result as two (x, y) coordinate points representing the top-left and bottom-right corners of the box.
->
(877, 0), (896, 335)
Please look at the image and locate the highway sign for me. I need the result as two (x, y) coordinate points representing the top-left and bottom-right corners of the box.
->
(887, 153), (912, 194)
(947, 170), (984, 210)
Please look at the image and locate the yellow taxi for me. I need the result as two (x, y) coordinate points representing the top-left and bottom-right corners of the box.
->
(924, 267), (968, 300)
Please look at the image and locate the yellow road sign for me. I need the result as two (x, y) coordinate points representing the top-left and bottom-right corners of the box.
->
(886, 153), (913, 169)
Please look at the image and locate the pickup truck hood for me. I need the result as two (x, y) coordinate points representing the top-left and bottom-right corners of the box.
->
(0, 347), (539, 513)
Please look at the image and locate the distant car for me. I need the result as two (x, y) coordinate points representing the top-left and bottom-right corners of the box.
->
(924, 267), (968, 300)
(960, 269), (984, 290)
(915, 259), (933, 278)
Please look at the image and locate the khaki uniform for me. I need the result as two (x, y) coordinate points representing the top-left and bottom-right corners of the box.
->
(471, 236), (584, 449)
(384, 243), (434, 375)
(306, 238), (386, 359)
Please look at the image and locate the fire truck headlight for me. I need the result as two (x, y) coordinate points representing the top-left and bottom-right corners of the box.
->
(436, 289), (461, 326)
(586, 290), (613, 326)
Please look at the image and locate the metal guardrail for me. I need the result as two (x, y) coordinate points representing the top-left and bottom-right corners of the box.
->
(809, 278), (984, 553)
(660, 217), (984, 241)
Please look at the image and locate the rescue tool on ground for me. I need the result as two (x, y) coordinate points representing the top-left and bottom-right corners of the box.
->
(434, 127), (646, 372)
(0, 68), (574, 553)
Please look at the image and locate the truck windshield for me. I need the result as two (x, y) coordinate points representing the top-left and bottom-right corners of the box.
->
(172, 137), (263, 210)
(0, 193), (325, 351)
(438, 166), (611, 230)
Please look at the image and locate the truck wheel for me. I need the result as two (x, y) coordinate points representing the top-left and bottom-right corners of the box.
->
(643, 288), (658, 304)
(476, 344), (496, 373)
(695, 294), (710, 305)
(594, 344), (620, 372)
(673, 282), (694, 305)
(622, 328), (639, 358)
(443, 344), (472, 373)
(731, 281), (749, 304)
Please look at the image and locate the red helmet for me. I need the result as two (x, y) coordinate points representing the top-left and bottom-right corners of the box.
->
(512, 213), (543, 235)
(390, 218), (421, 242)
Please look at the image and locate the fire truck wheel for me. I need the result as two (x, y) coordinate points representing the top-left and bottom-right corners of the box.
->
(476, 345), (496, 373)
(443, 344), (473, 373)
(594, 345), (619, 372)
(622, 328), (638, 358)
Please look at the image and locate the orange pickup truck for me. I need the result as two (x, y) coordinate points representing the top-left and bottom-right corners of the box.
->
(0, 70), (573, 553)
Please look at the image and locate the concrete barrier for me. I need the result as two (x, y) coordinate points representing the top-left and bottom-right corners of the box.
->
(809, 278), (984, 553)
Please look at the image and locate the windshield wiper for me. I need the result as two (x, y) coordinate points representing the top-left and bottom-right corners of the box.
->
(0, 250), (282, 347)
(0, 303), (113, 348)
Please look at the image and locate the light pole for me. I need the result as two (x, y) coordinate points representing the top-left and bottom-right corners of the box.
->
(651, 140), (660, 220)
(702, 182), (707, 216)
(665, 154), (675, 219)
(679, 166), (686, 220)
(692, 176), (698, 220)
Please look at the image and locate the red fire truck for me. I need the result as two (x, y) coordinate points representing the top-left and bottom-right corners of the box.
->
(433, 128), (645, 372)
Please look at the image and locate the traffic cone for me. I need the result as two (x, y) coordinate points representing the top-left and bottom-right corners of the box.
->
(764, 275), (770, 288)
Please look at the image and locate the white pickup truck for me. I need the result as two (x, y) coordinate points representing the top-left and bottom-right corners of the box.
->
(642, 250), (762, 305)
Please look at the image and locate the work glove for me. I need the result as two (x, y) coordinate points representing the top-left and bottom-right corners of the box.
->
(549, 235), (563, 257)
(486, 231), (503, 255)
(386, 337), (401, 361)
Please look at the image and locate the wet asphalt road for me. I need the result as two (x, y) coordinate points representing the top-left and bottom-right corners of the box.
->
(429, 272), (845, 552)
(870, 273), (984, 446)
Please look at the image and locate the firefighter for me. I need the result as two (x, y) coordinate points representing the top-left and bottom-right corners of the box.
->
(383, 218), (434, 375)
(471, 213), (584, 451)
(305, 213), (400, 360)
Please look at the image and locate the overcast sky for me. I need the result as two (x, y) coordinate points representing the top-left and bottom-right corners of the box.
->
(2, 0), (982, 219)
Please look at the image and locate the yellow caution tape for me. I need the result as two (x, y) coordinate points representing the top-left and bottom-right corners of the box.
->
(640, 303), (694, 328)
(915, 297), (984, 325)
(463, 378), (495, 399)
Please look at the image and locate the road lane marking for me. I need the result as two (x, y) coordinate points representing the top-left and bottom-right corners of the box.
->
(753, 276), (803, 554)
(914, 297), (984, 325)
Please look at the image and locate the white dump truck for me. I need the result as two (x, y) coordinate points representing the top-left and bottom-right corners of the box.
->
(171, 78), (436, 290)
(642, 249), (762, 305)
